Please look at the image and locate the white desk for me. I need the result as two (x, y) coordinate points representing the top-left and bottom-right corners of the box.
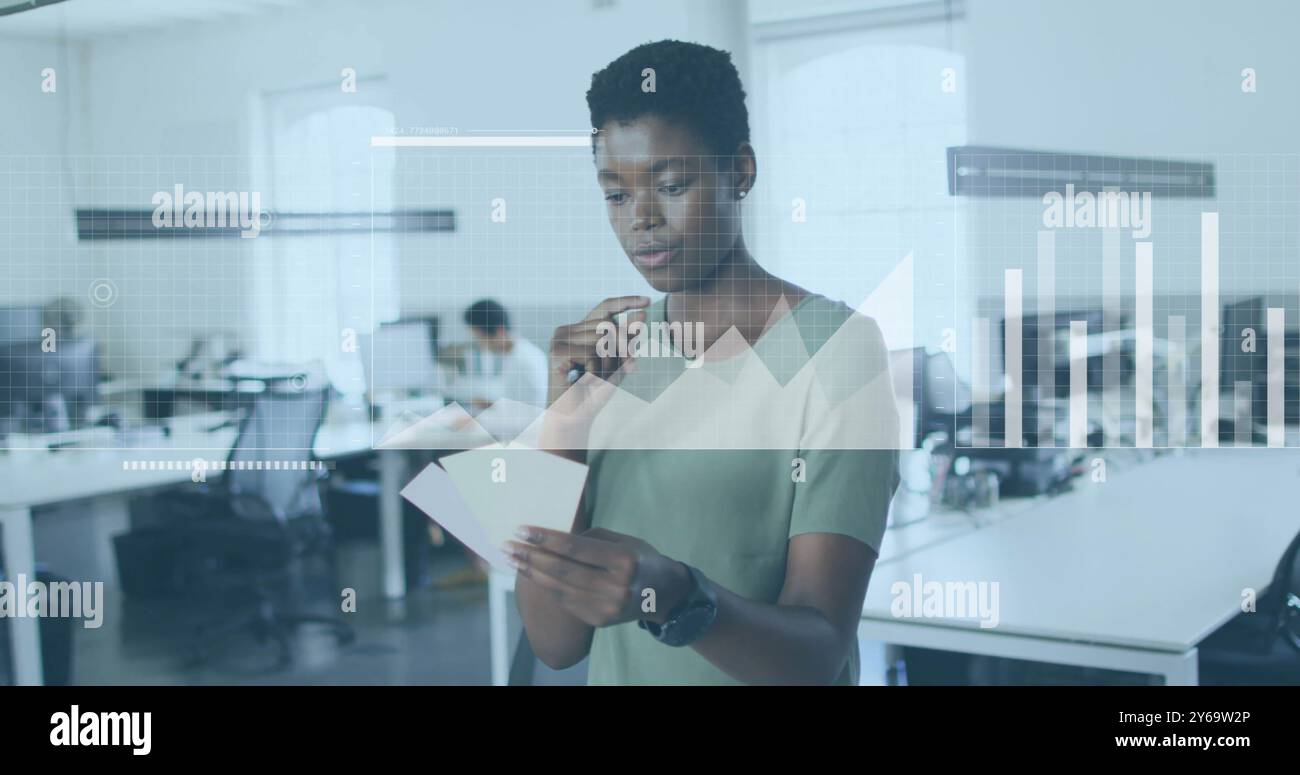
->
(485, 449), (1300, 686)
(483, 493), (1044, 686)
(878, 494), (1042, 565)
(0, 416), (479, 685)
(858, 449), (1300, 685)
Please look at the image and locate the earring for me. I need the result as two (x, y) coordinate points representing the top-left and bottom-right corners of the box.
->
(737, 190), (748, 199)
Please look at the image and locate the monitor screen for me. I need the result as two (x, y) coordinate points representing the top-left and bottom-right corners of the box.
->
(0, 337), (101, 431)
(359, 321), (440, 395)
(0, 305), (44, 346)
(1221, 296), (1266, 386)
(1002, 309), (1106, 396)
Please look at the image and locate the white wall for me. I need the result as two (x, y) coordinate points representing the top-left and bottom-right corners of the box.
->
(0, 35), (89, 306)
(967, 0), (1297, 156)
(5, 0), (748, 377)
(963, 0), (1300, 300)
(8, 0), (1298, 381)
(952, 0), (1300, 388)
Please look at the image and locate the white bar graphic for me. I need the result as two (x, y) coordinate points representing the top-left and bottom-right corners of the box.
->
(1234, 381), (1253, 447)
(972, 316), (990, 447)
(1268, 307), (1285, 447)
(1135, 242), (1154, 447)
(1102, 227), (1121, 445)
(1037, 232), (1056, 446)
(1168, 316), (1187, 447)
(1069, 321), (1088, 448)
(370, 135), (591, 148)
(1004, 269), (1023, 448)
(1201, 212), (1219, 447)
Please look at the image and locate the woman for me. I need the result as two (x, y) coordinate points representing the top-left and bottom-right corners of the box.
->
(507, 40), (900, 685)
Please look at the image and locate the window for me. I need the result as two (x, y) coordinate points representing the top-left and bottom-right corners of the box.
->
(251, 81), (398, 394)
(751, 8), (967, 355)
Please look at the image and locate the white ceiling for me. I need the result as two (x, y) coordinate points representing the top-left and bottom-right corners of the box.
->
(0, 0), (319, 40)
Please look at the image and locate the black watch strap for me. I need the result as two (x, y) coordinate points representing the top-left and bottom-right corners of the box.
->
(638, 564), (717, 647)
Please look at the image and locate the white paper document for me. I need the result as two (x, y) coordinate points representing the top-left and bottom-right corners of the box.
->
(400, 444), (588, 572)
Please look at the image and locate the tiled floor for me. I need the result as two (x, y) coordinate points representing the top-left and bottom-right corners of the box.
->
(22, 534), (897, 686)
(66, 540), (585, 686)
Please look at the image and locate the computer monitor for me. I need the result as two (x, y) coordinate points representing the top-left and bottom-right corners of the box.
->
(359, 320), (441, 396)
(0, 305), (44, 346)
(0, 337), (102, 432)
(1221, 296), (1266, 385)
(892, 347), (971, 447)
(1002, 309), (1107, 399)
(1219, 297), (1269, 436)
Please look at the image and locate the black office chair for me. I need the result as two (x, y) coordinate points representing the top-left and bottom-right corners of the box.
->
(1199, 529), (1300, 685)
(169, 382), (354, 671)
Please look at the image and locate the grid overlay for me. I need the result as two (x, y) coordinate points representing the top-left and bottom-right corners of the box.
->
(957, 152), (1300, 449)
(9, 150), (1296, 452)
(0, 155), (347, 452)
(376, 144), (928, 451)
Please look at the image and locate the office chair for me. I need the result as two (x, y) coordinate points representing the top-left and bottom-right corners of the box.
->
(1199, 529), (1300, 685)
(169, 383), (354, 671)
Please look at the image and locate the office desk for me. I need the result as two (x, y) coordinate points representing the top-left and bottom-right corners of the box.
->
(487, 449), (1300, 686)
(102, 366), (326, 420)
(483, 492), (1044, 686)
(878, 493), (1043, 565)
(858, 449), (1300, 685)
(100, 374), (269, 419)
(0, 417), (477, 685)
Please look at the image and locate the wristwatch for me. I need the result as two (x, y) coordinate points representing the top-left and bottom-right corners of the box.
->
(638, 563), (718, 647)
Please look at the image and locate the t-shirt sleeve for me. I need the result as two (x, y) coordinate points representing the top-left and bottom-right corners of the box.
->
(788, 447), (899, 554)
(787, 308), (901, 554)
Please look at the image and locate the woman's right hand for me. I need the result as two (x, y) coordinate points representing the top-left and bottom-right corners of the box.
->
(547, 295), (649, 407)
(541, 296), (649, 455)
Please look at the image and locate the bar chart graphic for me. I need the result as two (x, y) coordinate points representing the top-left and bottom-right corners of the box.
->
(955, 152), (1300, 450)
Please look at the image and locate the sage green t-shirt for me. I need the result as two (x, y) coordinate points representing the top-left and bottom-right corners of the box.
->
(583, 294), (900, 685)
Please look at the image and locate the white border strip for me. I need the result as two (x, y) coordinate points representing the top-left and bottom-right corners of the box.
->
(370, 136), (590, 148)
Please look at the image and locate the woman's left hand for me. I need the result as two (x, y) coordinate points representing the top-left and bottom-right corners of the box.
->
(503, 527), (690, 628)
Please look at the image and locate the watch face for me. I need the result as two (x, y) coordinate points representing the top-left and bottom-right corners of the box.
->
(645, 565), (719, 646)
(665, 602), (717, 646)
(680, 605), (714, 630)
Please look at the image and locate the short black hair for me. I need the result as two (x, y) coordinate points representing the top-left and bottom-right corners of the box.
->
(586, 39), (749, 157)
(464, 299), (509, 334)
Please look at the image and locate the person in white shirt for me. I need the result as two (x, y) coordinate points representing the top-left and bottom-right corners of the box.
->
(430, 299), (550, 588)
(461, 299), (548, 429)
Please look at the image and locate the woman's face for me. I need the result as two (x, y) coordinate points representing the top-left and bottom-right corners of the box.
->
(594, 115), (750, 293)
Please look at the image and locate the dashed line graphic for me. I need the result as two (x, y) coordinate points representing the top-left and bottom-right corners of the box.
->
(121, 459), (333, 471)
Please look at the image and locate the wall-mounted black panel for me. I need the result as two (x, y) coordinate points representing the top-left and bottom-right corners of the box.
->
(74, 209), (455, 240)
(947, 146), (1215, 198)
